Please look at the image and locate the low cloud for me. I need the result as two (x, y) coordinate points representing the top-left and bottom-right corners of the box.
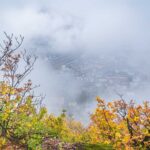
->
(0, 0), (150, 122)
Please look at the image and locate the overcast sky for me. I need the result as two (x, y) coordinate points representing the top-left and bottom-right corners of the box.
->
(1, 0), (150, 52)
(0, 0), (150, 122)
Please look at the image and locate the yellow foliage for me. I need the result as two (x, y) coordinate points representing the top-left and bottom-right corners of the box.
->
(0, 81), (149, 149)
(89, 97), (150, 149)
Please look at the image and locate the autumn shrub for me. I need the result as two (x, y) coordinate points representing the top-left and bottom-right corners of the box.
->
(0, 33), (87, 149)
(0, 33), (60, 149)
(89, 96), (150, 149)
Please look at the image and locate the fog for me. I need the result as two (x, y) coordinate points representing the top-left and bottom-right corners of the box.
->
(0, 0), (150, 122)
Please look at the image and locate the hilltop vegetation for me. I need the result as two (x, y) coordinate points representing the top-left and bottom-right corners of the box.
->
(0, 33), (149, 149)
